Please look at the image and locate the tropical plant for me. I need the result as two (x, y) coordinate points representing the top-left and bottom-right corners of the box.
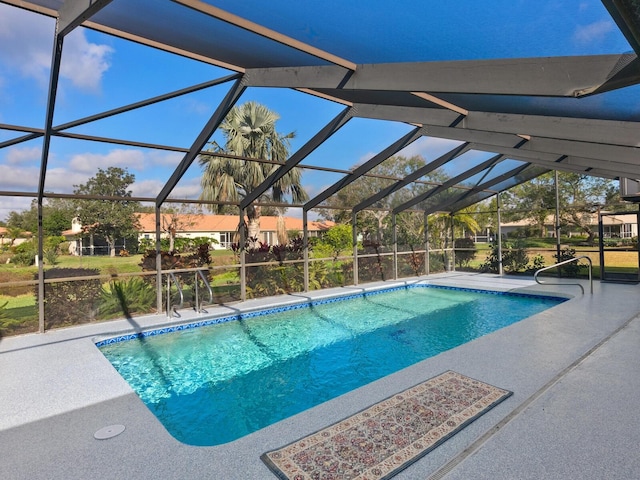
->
(233, 237), (306, 297)
(6, 226), (25, 247)
(43, 235), (65, 266)
(451, 207), (480, 238)
(99, 277), (157, 317)
(199, 101), (308, 246)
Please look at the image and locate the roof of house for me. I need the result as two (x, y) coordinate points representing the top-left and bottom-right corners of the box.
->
(501, 213), (638, 228)
(135, 213), (334, 234)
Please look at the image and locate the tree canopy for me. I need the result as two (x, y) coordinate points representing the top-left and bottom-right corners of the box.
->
(5, 198), (76, 237)
(501, 172), (619, 243)
(73, 167), (141, 256)
(319, 155), (447, 244)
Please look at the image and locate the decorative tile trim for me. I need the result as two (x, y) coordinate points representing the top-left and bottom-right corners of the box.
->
(94, 284), (566, 347)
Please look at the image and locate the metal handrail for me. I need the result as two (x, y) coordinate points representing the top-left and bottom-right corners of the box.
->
(167, 272), (184, 317)
(534, 255), (593, 294)
(194, 269), (214, 313)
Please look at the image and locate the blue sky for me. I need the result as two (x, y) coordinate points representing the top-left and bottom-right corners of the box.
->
(0, 1), (631, 221)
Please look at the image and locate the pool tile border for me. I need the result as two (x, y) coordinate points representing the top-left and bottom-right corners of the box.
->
(94, 284), (566, 347)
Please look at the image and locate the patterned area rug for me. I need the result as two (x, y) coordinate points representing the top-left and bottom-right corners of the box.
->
(262, 371), (512, 480)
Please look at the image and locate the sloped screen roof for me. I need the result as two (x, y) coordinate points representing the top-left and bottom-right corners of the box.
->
(1, 0), (639, 216)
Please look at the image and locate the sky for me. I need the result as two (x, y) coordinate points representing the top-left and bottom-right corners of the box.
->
(0, 1), (631, 222)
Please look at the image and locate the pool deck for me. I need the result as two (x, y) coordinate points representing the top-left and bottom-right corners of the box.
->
(1, 272), (640, 479)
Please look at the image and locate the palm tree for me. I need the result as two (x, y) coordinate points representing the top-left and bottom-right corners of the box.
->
(6, 226), (24, 247)
(199, 101), (308, 246)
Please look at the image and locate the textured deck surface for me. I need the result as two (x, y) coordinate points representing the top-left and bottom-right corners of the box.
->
(1, 273), (639, 480)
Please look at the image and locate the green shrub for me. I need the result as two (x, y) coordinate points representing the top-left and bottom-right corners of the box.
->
(235, 237), (307, 297)
(42, 235), (66, 266)
(99, 277), (157, 318)
(35, 268), (102, 329)
(428, 252), (445, 273)
(44, 248), (59, 265)
(531, 254), (546, 272)
(480, 240), (530, 274)
(12, 241), (36, 266)
(553, 247), (581, 277)
(454, 238), (477, 268)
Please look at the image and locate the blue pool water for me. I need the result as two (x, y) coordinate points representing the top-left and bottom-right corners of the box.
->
(98, 285), (564, 446)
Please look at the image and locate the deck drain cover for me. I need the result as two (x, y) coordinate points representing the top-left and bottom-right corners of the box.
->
(94, 424), (125, 440)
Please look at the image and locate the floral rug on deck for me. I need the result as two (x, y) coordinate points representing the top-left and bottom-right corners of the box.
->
(261, 371), (512, 480)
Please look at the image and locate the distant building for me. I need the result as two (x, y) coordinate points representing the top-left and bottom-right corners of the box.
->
(0, 226), (32, 246)
(62, 214), (335, 254)
(135, 213), (334, 250)
(500, 213), (638, 239)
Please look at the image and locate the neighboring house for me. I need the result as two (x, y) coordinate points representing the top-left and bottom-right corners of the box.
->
(0, 226), (32, 246)
(62, 217), (135, 256)
(135, 213), (334, 250)
(500, 213), (638, 239)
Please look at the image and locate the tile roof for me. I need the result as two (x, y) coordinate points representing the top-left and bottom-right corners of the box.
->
(135, 213), (334, 234)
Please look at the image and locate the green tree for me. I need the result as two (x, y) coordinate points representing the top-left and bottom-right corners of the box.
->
(319, 155), (446, 244)
(73, 167), (141, 257)
(198, 101), (308, 246)
(558, 173), (617, 244)
(502, 172), (617, 244)
(322, 224), (353, 260)
(5, 198), (75, 236)
(5, 207), (37, 235)
(501, 174), (555, 236)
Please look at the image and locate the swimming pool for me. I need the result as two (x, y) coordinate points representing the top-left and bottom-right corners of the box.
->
(97, 284), (565, 446)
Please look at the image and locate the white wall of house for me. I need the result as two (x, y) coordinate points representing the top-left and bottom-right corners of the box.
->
(138, 231), (224, 249)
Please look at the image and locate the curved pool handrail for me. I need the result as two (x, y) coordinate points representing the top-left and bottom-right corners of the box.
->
(195, 269), (214, 313)
(167, 272), (184, 317)
(534, 255), (593, 294)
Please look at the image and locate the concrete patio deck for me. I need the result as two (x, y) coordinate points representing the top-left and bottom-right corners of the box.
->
(1, 273), (639, 479)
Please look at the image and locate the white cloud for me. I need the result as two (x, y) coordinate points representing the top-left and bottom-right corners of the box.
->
(0, 5), (54, 87)
(148, 150), (184, 167)
(183, 97), (213, 116)
(302, 182), (331, 199)
(356, 151), (376, 165)
(573, 20), (614, 46)
(6, 146), (41, 165)
(0, 196), (34, 222)
(131, 178), (201, 201)
(61, 30), (114, 93)
(169, 179), (202, 200)
(0, 164), (39, 190)
(399, 136), (463, 159)
(0, 4), (113, 93)
(69, 149), (146, 173)
(130, 179), (163, 199)
(44, 167), (94, 192)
